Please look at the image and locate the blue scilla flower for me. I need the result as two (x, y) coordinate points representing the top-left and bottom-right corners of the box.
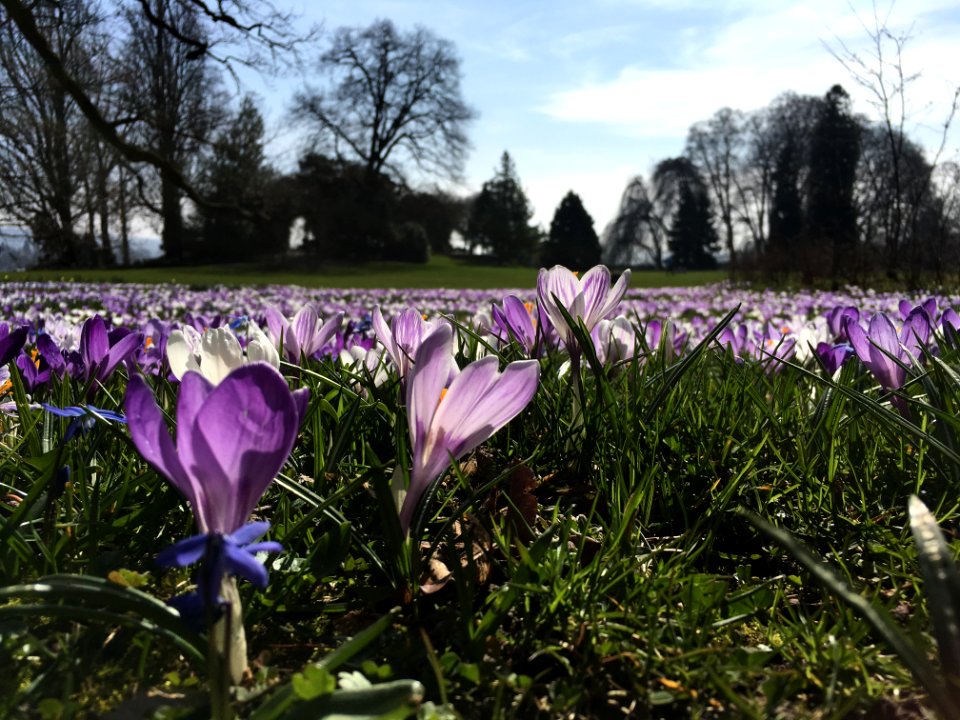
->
(42, 404), (126, 442)
(155, 521), (282, 630)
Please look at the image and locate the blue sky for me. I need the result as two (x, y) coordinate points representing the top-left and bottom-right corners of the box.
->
(248, 0), (960, 236)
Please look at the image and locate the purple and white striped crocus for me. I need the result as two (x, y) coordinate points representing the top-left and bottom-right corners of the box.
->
(536, 265), (631, 351)
(398, 324), (539, 535)
(373, 306), (444, 382)
(491, 295), (538, 355)
(264, 305), (342, 364)
(124, 364), (307, 641)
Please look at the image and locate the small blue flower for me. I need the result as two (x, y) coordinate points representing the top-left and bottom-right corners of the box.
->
(42, 404), (126, 442)
(156, 521), (282, 629)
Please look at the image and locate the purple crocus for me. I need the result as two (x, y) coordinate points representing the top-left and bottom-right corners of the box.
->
(815, 342), (854, 375)
(491, 295), (538, 355)
(264, 305), (342, 364)
(0, 325), (28, 366)
(373, 306), (443, 381)
(846, 312), (931, 411)
(16, 350), (50, 391)
(826, 306), (859, 342)
(79, 315), (140, 384)
(399, 324), (539, 535)
(536, 265), (631, 350)
(124, 363), (307, 536)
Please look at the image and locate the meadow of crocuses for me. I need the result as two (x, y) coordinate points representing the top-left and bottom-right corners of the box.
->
(3, 267), (960, 719)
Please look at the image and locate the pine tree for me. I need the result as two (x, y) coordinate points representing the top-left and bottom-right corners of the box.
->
(196, 96), (271, 258)
(806, 84), (861, 277)
(466, 152), (538, 263)
(542, 191), (601, 269)
(668, 182), (719, 270)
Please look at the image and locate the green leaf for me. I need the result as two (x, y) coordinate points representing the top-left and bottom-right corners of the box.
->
(909, 495), (960, 698)
(292, 665), (337, 700)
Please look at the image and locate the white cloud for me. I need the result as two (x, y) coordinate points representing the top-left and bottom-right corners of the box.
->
(540, 0), (960, 159)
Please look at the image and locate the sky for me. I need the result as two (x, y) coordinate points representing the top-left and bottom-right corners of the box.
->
(245, 0), (960, 238)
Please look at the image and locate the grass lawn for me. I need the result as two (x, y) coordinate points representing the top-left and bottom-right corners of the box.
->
(3, 254), (727, 289)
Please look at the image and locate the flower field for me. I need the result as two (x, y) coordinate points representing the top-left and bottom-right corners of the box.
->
(3, 267), (960, 718)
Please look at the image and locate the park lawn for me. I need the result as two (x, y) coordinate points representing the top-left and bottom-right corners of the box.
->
(3, 254), (726, 289)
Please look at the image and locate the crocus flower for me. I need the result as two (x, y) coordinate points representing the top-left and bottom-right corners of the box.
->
(815, 342), (854, 375)
(339, 345), (388, 396)
(373, 306), (444, 381)
(591, 316), (636, 367)
(826, 306), (859, 342)
(166, 324), (279, 384)
(16, 349), (50, 392)
(124, 363), (307, 535)
(264, 305), (343, 364)
(491, 296), (538, 355)
(846, 312), (931, 411)
(125, 363), (306, 679)
(79, 315), (140, 384)
(536, 265), (631, 350)
(0, 325), (28, 366)
(399, 324), (539, 535)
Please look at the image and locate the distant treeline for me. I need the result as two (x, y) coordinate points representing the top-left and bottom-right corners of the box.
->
(1, 2), (957, 285)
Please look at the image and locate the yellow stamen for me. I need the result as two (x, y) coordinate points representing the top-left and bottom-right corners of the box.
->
(145, 336), (154, 348)
(0, 379), (11, 396)
(573, 271), (580, 278)
(524, 301), (534, 316)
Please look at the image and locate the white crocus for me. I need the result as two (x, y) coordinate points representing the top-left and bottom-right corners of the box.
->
(166, 324), (280, 385)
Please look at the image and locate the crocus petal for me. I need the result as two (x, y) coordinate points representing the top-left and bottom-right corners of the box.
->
(291, 305), (319, 355)
(166, 327), (202, 380)
(36, 333), (65, 375)
(199, 328), (244, 385)
(246, 325), (280, 369)
(428, 357), (539, 467)
(310, 312), (343, 357)
(124, 374), (203, 525)
(291, 387), (310, 428)
(845, 319), (870, 363)
(591, 269), (631, 326)
(405, 324), (459, 451)
(188, 364), (299, 534)
(80, 316), (109, 370)
(98, 331), (141, 381)
(0, 326), (27, 366)
(579, 265), (612, 325)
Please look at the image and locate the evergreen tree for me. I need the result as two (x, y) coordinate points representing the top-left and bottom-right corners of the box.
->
(806, 84), (861, 277)
(196, 96), (272, 258)
(542, 191), (601, 269)
(767, 134), (804, 263)
(465, 152), (538, 263)
(668, 180), (719, 270)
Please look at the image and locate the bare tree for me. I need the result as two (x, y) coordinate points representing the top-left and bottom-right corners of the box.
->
(827, 1), (960, 278)
(294, 19), (477, 183)
(118, 0), (226, 260)
(602, 176), (664, 268)
(0, 0), (105, 263)
(0, 0), (315, 262)
(685, 108), (746, 267)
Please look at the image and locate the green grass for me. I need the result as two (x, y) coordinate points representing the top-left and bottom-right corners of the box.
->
(3, 302), (958, 718)
(3, 254), (726, 289)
